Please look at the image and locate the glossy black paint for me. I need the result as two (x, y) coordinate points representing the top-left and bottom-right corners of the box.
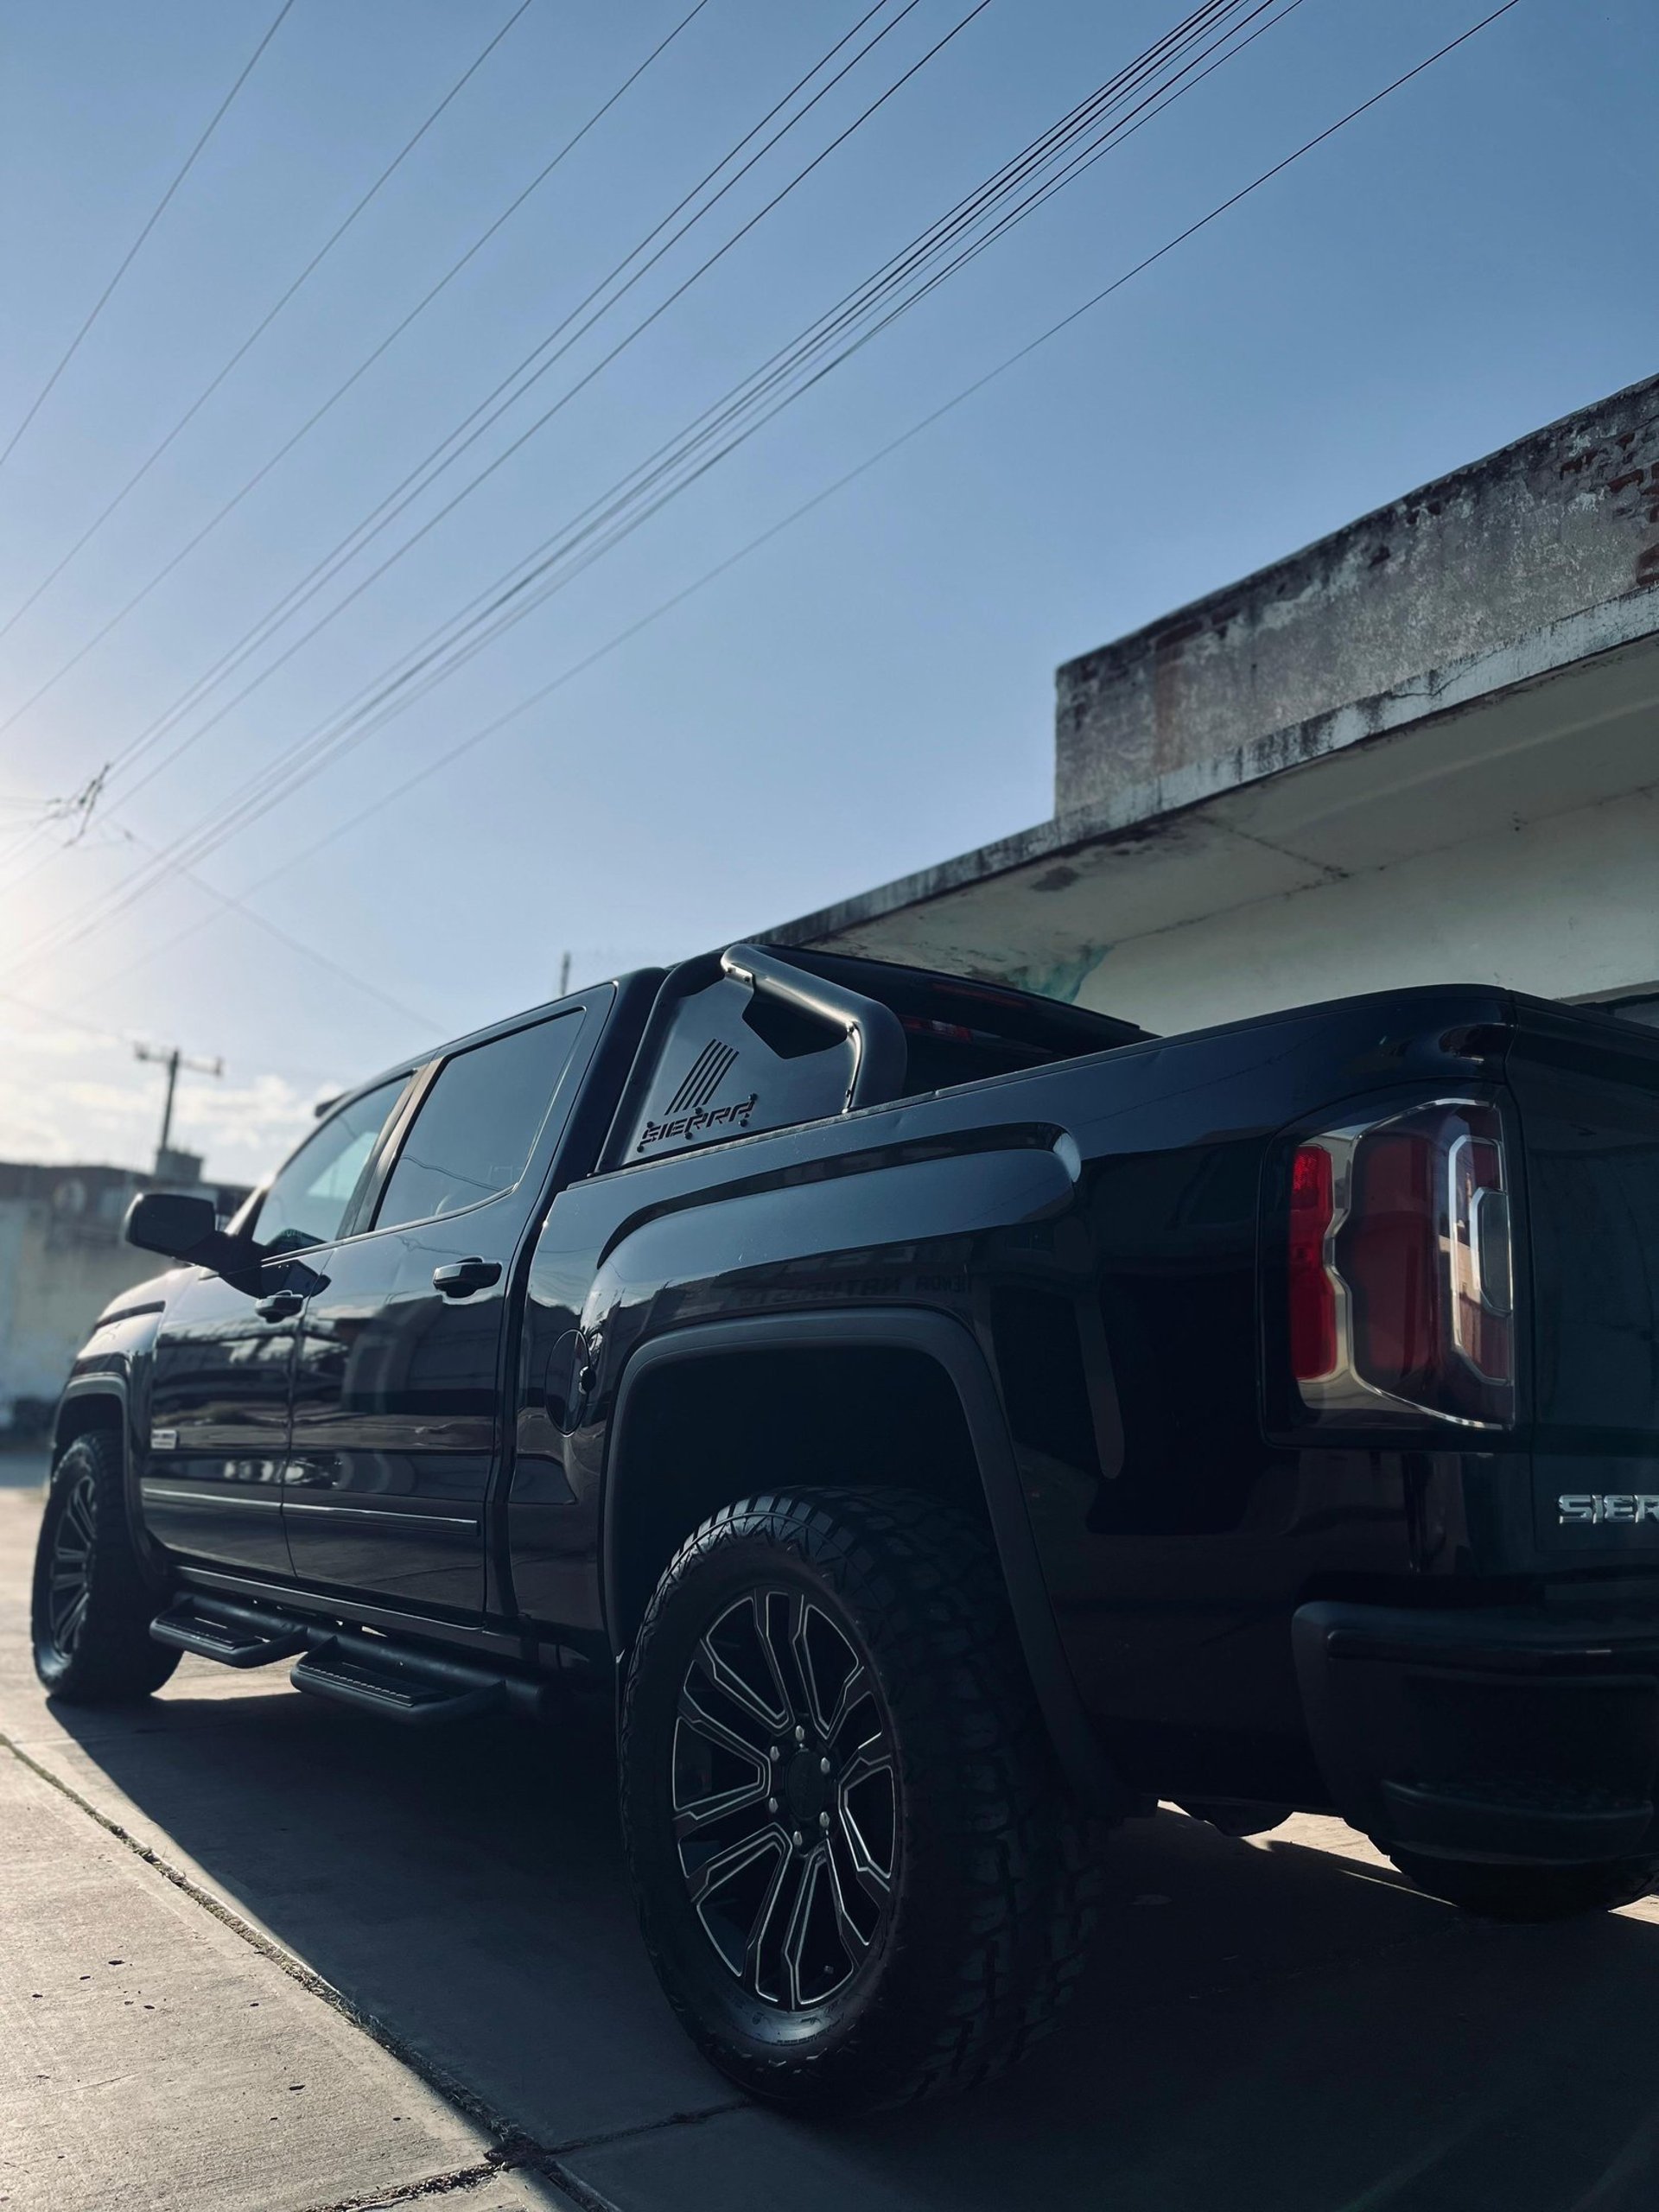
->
(144, 1258), (303, 1577)
(508, 982), (1536, 1802)
(279, 995), (607, 1616)
(55, 953), (1659, 1828)
(283, 1224), (504, 1614)
(1503, 1003), (1659, 1567)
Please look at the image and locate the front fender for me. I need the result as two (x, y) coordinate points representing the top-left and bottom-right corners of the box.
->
(54, 1300), (171, 1588)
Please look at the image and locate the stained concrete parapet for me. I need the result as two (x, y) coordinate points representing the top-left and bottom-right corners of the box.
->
(766, 372), (1659, 978)
(1053, 371), (1659, 817)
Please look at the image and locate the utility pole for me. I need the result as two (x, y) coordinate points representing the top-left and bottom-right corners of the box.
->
(558, 950), (571, 996)
(135, 1043), (223, 1179)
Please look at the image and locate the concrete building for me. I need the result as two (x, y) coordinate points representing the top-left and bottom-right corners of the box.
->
(772, 372), (1659, 1038)
(0, 1155), (247, 1440)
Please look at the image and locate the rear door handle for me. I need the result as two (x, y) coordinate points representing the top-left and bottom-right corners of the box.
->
(256, 1291), (304, 1322)
(432, 1257), (502, 1299)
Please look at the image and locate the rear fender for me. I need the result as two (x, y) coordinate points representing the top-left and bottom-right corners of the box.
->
(602, 1306), (1126, 1816)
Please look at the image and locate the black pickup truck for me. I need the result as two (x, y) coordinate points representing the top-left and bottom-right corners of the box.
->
(30, 943), (1659, 2108)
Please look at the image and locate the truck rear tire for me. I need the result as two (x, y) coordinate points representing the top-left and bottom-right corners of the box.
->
(31, 1433), (180, 1703)
(1390, 1849), (1659, 1922)
(620, 1487), (1100, 2112)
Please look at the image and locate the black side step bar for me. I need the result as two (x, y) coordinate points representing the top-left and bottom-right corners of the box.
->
(150, 1595), (308, 1669)
(292, 1641), (508, 1727)
(152, 1592), (550, 1726)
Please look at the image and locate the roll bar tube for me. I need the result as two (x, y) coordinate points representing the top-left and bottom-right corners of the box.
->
(721, 943), (908, 1111)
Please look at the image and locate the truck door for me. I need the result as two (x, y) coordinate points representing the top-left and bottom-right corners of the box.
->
(283, 1007), (588, 1617)
(144, 1074), (412, 1577)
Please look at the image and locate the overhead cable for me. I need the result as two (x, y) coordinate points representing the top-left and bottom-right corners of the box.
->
(0, 0), (1272, 963)
(36, 0), (1274, 908)
(0, 0), (538, 642)
(12, 0), (1523, 992)
(0, 0), (296, 474)
(8, 0), (948, 832)
(0, 0), (715, 740)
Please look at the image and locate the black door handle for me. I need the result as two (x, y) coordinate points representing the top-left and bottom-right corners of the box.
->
(256, 1291), (304, 1322)
(432, 1256), (502, 1298)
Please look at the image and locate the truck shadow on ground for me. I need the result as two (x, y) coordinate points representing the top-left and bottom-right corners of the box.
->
(47, 1670), (1659, 2212)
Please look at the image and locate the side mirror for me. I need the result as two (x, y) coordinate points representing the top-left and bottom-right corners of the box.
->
(124, 1191), (266, 1288)
(125, 1191), (218, 1262)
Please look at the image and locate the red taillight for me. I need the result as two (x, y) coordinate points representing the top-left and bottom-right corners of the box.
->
(1286, 1103), (1514, 1427)
(1345, 1130), (1440, 1398)
(1288, 1145), (1337, 1379)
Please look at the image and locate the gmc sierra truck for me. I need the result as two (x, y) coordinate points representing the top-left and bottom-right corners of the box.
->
(30, 943), (1659, 2110)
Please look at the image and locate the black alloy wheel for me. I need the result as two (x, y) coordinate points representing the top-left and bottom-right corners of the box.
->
(622, 1489), (1101, 2112)
(674, 1587), (896, 2012)
(31, 1432), (180, 1701)
(44, 1465), (99, 1657)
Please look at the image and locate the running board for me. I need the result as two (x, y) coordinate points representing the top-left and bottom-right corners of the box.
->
(150, 1595), (309, 1669)
(291, 1645), (505, 1726)
(151, 1592), (551, 1723)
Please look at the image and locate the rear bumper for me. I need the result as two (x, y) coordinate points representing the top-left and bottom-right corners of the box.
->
(1293, 1598), (1659, 1866)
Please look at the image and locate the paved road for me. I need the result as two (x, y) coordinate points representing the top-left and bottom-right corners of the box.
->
(5, 1467), (1659, 2211)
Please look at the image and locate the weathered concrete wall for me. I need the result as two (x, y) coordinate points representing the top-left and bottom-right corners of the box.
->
(0, 1162), (249, 1435)
(0, 1167), (156, 1431)
(1054, 372), (1659, 816)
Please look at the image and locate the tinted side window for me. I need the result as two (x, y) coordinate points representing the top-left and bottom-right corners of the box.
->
(258, 1075), (411, 1254)
(375, 1014), (580, 1229)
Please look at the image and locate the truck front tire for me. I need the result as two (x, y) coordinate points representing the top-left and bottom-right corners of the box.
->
(1390, 1849), (1659, 1922)
(31, 1433), (180, 1703)
(620, 1487), (1099, 2112)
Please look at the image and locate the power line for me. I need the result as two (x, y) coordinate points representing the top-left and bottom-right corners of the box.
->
(1, 0), (940, 861)
(0, 0), (538, 645)
(0, 985), (345, 1096)
(0, 0), (296, 474)
(182, 0), (1294, 818)
(39, 0), (1528, 1005)
(0, 0), (716, 741)
(0, 1), (1295, 968)
(134, 840), (437, 1031)
(24, 0), (1280, 929)
(0, 2), (958, 943)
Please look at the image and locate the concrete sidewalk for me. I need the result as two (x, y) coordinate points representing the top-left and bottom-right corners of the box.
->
(6, 1480), (1659, 2210)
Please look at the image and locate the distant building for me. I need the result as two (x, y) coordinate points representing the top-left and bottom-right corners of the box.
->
(772, 372), (1659, 1038)
(0, 1156), (249, 1439)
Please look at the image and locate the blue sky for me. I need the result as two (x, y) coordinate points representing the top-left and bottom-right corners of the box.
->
(0, 0), (1653, 1184)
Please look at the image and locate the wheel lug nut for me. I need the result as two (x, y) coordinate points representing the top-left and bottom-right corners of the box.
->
(791, 1830), (804, 1848)
(769, 1745), (780, 1762)
(819, 1811), (830, 1829)
(794, 1725), (804, 1744)
(767, 1797), (778, 1814)
(819, 1757), (831, 1775)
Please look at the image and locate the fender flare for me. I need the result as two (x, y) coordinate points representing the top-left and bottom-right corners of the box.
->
(602, 1306), (1123, 1815)
(54, 1371), (170, 1592)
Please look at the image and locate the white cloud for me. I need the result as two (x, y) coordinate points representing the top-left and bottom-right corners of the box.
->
(0, 1028), (340, 1186)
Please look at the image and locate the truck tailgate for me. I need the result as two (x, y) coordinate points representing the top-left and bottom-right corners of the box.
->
(1510, 1003), (1659, 1569)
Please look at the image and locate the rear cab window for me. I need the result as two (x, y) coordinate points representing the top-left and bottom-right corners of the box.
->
(373, 1013), (582, 1230)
